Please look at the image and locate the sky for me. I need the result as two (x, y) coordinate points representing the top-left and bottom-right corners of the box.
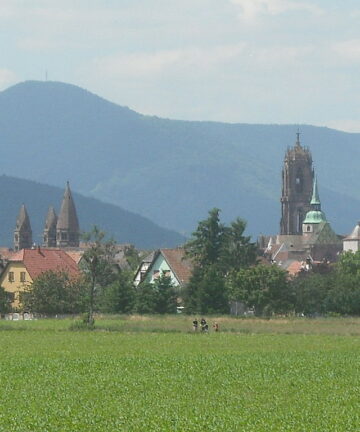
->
(1, 0), (360, 132)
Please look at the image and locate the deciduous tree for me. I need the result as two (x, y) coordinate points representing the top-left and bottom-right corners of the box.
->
(21, 270), (86, 315)
(184, 208), (256, 313)
(229, 264), (292, 316)
(136, 275), (178, 314)
(100, 270), (136, 314)
(81, 226), (117, 325)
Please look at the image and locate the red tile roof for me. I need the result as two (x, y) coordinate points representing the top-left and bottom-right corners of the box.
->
(160, 248), (193, 286)
(0, 248), (17, 260)
(286, 261), (304, 276)
(10, 248), (80, 280)
(65, 251), (84, 264)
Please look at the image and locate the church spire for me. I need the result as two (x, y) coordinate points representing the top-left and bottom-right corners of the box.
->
(310, 176), (321, 208)
(43, 206), (58, 247)
(303, 176), (327, 224)
(296, 129), (301, 146)
(14, 204), (33, 250)
(56, 182), (80, 247)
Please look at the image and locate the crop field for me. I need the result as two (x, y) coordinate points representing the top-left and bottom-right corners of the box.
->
(0, 316), (359, 431)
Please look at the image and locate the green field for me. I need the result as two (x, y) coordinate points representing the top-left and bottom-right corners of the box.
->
(0, 316), (360, 431)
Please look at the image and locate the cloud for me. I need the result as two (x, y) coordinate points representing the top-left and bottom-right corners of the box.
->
(230, 0), (322, 20)
(332, 39), (360, 62)
(0, 69), (17, 90)
(326, 119), (360, 133)
(91, 44), (247, 79)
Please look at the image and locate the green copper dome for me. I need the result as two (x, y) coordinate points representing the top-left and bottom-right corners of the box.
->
(303, 210), (327, 224)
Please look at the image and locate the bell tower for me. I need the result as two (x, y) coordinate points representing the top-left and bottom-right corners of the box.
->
(280, 132), (313, 235)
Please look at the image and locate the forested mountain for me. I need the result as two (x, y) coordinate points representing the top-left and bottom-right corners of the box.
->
(1, 80), (360, 239)
(0, 175), (185, 249)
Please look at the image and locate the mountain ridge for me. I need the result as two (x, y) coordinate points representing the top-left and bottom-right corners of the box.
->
(1, 80), (360, 238)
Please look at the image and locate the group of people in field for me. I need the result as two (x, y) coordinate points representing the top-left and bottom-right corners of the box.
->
(192, 318), (219, 333)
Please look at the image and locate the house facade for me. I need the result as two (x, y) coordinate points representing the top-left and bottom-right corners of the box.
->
(0, 247), (80, 309)
(135, 248), (192, 290)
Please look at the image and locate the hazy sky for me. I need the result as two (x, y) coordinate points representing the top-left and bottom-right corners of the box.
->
(1, 0), (359, 131)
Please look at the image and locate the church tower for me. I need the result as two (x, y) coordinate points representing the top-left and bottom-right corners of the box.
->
(302, 176), (327, 235)
(43, 206), (58, 247)
(56, 182), (80, 248)
(14, 204), (33, 251)
(280, 132), (314, 235)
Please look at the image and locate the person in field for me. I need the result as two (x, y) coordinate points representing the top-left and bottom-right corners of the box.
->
(200, 318), (207, 332)
(213, 322), (219, 332)
(193, 318), (198, 331)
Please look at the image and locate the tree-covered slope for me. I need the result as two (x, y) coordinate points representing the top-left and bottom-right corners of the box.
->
(0, 175), (185, 249)
(0, 80), (359, 238)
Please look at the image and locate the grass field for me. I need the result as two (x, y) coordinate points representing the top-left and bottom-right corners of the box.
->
(0, 316), (359, 431)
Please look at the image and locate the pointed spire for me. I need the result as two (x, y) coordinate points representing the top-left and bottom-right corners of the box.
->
(310, 176), (321, 207)
(57, 182), (79, 231)
(296, 128), (301, 146)
(44, 206), (57, 229)
(14, 204), (33, 250)
(16, 204), (31, 231)
(56, 182), (80, 247)
(302, 175), (327, 225)
(43, 206), (58, 247)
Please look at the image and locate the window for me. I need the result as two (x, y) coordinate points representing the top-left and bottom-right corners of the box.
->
(162, 270), (171, 277)
(153, 270), (160, 279)
(307, 225), (311, 232)
(20, 272), (26, 282)
(61, 232), (68, 241)
(8, 272), (14, 282)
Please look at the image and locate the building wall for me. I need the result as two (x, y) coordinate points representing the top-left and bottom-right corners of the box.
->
(0, 262), (32, 308)
(144, 254), (180, 286)
(134, 262), (151, 286)
(343, 240), (360, 253)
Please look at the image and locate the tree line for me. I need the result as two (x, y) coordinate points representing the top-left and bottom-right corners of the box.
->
(2, 211), (360, 319)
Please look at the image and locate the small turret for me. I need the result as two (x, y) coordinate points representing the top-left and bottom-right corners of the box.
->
(14, 204), (33, 251)
(56, 182), (80, 248)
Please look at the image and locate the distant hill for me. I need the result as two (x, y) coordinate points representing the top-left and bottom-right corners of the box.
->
(1, 80), (360, 238)
(0, 175), (185, 249)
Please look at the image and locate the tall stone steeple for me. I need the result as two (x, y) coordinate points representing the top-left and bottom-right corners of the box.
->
(43, 206), (58, 247)
(280, 132), (314, 235)
(14, 204), (33, 251)
(56, 182), (80, 248)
